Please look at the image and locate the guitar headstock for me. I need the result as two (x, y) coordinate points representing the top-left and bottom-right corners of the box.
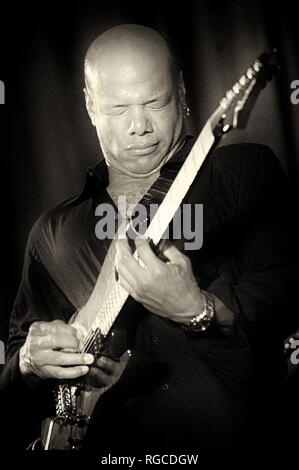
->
(218, 50), (279, 132)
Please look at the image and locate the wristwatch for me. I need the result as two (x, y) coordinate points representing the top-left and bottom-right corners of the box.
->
(181, 291), (215, 332)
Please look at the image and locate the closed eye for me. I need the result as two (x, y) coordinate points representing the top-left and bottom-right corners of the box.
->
(109, 106), (127, 115)
(147, 102), (167, 110)
(106, 94), (172, 114)
(147, 96), (171, 110)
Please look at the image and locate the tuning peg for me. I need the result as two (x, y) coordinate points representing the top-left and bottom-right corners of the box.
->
(222, 124), (231, 133)
(226, 90), (235, 101)
(220, 98), (228, 109)
(253, 60), (262, 72)
(246, 67), (255, 79)
(213, 118), (232, 138)
(233, 83), (241, 94)
(239, 75), (247, 87)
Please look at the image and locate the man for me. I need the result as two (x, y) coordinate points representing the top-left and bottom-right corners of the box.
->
(0, 24), (298, 453)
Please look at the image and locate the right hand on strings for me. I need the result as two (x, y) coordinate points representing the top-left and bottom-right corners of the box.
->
(19, 319), (94, 380)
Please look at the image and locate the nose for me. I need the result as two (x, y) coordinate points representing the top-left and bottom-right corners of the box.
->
(128, 106), (153, 136)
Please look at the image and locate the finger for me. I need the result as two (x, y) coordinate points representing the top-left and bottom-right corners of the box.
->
(95, 355), (119, 374)
(118, 268), (166, 309)
(117, 274), (143, 303)
(116, 249), (149, 289)
(29, 321), (51, 337)
(120, 349), (132, 363)
(134, 238), (164, 270)
(51, 320), (79, 337)
(30, 320), (77, 338)
(71, 323), (88, 348)
(162, 243), (190, 267)
(33, 333), (81, 351)
(117, 260), (141, 289)
(42, 365), (90, 380)
(115, 240), (143, 276)
(34, 350), (94, 367)
(88, 366), (112, 386)
(115, 238), (134, 257)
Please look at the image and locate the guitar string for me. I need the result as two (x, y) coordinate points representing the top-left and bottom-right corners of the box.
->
(59, 282), (122, 396)
(58, 329), (98, 397)
(83, 330), (96, 350)
(59, 283), (125, 395)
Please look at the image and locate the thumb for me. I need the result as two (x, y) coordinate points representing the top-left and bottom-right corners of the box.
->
(120, 349), (132, 363)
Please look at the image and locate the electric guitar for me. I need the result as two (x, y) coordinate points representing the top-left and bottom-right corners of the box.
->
(29, 51), (278, 450)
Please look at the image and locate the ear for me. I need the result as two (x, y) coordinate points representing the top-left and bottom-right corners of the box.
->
(84, 87), (96, 127)
(178, 70), (186, 105)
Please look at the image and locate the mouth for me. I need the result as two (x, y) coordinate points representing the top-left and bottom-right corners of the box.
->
(126, 142), (159, 156)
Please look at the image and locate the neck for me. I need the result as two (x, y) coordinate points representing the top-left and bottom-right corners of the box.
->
(107, 132), (186, 193)
(107, 166), (158, 190)
(107, 169), (159, 207)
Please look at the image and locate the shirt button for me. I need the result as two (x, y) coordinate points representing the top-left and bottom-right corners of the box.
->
(151, 334), (159, 343)
(161, 383), (170, 391)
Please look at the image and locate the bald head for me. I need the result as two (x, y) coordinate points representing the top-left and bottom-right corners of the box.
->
(84, 24), (178, 93)
(83, 24), (186, 178)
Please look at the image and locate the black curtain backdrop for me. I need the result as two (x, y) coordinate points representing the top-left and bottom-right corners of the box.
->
(0, 0), (298, 349)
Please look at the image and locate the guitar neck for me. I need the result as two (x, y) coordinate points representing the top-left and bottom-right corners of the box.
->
(146, 107), (223, 244)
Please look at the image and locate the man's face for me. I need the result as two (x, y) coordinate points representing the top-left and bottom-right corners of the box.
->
(86, 53), (185, 177)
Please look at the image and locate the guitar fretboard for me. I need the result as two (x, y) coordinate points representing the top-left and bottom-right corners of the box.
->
(80, 110), (220, 348)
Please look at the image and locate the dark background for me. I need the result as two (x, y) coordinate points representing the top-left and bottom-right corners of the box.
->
(0, 0), (298, 355)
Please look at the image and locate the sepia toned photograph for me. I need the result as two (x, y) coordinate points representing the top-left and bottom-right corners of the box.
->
(0, 0), (298, 464)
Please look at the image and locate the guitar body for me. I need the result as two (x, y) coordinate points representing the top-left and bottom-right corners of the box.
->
(41, 416), (92, 451)
(39, 387), (103, 450)
(37, 305), (140, 451)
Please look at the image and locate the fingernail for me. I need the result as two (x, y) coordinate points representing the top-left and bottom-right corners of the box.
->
(81, 366), (89, 374)
(84, 353), (94, 364)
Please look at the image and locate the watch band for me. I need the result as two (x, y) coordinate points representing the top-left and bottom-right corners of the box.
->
(181, 291), (215, 332)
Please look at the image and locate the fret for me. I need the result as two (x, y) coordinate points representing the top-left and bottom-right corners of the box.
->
(92, 282), (128, 336)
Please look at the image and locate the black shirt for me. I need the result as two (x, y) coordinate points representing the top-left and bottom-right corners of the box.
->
(1, 140), (298, 451)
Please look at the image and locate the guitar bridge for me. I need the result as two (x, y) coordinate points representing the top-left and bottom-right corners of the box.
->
(41, 415), (90, 450)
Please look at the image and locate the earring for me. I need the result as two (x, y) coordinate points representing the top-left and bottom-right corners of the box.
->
(183, 104), (190, 117)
